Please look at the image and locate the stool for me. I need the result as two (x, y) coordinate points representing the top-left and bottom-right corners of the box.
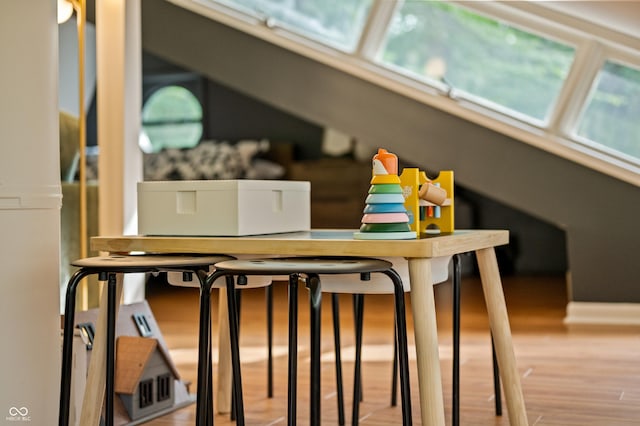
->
(166, 263), (275, 421)
(58, 254), (233, 426)
(326, 254), (501, 425)
(320, 255), (450, 425)
(206, 256), (412, 426)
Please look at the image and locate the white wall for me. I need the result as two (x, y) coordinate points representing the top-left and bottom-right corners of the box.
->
(96, 0), (144, 304)
(0, 0), (62, 422)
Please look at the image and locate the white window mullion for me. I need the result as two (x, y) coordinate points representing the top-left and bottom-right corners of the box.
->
(355, 0), (400, 60)
(547, 39), (606, 137)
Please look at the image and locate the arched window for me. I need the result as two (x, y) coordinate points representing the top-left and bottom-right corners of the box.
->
(140, 84), (203, 153)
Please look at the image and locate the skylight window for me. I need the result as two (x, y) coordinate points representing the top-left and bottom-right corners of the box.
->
(376, 1), (576, 123)
(213, 0), (374, 51)
(574, 60), (640, 163)
(182, 0), (640, 183)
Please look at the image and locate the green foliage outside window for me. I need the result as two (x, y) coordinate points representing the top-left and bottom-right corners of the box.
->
(378, 1), (575, 122)
(214, 0), (373, 51)
(577, 61), (640, 161)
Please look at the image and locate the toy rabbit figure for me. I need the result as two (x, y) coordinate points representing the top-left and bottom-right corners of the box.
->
(372, 148), (398, 175)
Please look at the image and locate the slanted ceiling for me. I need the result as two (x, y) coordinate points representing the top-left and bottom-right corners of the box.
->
(141, 0), (640, 304)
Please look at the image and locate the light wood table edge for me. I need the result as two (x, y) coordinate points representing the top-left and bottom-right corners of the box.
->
(91, 230), (508, 259)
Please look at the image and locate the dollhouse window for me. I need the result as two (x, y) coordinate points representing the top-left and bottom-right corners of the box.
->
(157, 373), (172, 402)
(139, 378), (154, 408)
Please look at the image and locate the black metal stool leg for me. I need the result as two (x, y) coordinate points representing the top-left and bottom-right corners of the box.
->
(59, 268), (92, 426)
(230, 287), (243, 421)
(308, 274), (322, 426)
(332, 293), (346, 426)
(492, 334), (503, 416)
(267, 284), (274, 398)
(351, 294), (365, 426)
(196, 272), (214, 426)
(287, 274), (299, 426)
(391, 313), (398, 407)
(386, 269), (412, 426)
(452, 254), (461, 426)
(105, 273), (118, 426)
(207, 345), (214, 426)
(225, 274), (245, 426)
(353, 295), (364, 403)
(206, 290), (214, 426)
(198, 270), (214, 426)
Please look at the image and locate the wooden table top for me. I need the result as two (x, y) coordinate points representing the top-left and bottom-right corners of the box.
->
(91, 229), (508, 259)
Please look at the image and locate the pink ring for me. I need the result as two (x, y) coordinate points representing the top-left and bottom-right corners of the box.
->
(361, 213), (409, 223)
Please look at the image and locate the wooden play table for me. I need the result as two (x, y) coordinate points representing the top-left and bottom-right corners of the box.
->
(82, 229), (527, 425)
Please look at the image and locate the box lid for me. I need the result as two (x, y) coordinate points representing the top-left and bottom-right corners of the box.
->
(137, 179), (310, 192)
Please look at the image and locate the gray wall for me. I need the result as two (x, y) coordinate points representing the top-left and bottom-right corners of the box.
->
(141, 0), (640, 303)
(142, 52), (325, 159)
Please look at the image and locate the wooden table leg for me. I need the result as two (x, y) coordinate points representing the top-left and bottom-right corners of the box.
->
(216, 287), (233, 414)
(79, 273), (124, 425)
(476, 248), (528, 426)
(409, 258), (445, 426)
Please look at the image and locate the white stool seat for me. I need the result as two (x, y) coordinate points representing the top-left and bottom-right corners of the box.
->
(213, 257), (393, 275)
(167, 254), (273, 288)
(72, 253), (233, 270)
(318, 255), (452, 294)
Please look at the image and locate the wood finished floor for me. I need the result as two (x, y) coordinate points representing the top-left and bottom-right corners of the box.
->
(143, 274), (640, 425)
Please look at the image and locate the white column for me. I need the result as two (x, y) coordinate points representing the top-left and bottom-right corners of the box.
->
(0, 0), (62, 421)
(96, 0), (144, 302)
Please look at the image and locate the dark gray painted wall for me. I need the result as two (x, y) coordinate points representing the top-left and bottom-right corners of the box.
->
(142, 52), (325, 159)
(204, 79), (324, 159)
(141, 0), (640, 303)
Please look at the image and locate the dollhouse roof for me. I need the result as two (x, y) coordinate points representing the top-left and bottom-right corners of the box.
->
(115, 335), (180, 395)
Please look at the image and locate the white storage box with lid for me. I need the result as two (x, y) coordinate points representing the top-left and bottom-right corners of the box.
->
(138, 180), (310, 236)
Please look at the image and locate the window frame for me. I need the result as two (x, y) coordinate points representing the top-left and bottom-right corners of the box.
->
(456, 1), (640, 170)
(568, 52), (640, 166)
(210, 0), (376, 53)
(168, 0), (640, 185)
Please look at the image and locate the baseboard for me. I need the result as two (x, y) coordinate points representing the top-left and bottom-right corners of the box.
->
(564, 301), (640, 326)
